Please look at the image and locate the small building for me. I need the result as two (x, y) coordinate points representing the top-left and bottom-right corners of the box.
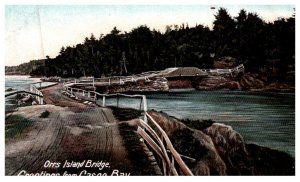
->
(159, 67), (208, 89)
(160, 67), (208, 79)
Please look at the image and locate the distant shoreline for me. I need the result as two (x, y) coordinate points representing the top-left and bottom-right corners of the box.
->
(5, 74), (42, 78)
(5, 73), (29, 76)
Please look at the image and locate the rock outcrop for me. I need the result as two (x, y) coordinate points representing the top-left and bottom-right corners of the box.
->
(148, 111), (227, 175)
(239, 73), (265, 90)
(194, 72), (294, 92)
(196, 76), (241, 91)
(147, 111), (295, 175)
(264, 82), (295, 92)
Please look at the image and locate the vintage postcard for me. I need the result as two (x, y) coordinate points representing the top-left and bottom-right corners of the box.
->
(4, 3), (295, 177)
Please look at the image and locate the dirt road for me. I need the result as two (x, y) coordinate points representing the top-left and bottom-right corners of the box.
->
(5, 85), (134, 176)
(41, 83), (88, 108)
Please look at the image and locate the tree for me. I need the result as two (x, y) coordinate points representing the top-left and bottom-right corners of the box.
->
(213, 8), (236, 57)
(22, 7), (294, 85)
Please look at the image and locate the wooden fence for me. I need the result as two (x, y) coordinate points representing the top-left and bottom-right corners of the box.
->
(29, 83), (44, 104)
(137, 113), (194, 176)
(201, 64), (245, 76)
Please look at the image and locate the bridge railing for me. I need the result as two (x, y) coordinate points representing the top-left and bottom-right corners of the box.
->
(64, 85), (148, 121)
(137, 113), (194, 176)
(201, 64), (244, 76)
(30, 83), (44, 104)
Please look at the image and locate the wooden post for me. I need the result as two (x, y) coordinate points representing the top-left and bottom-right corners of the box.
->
(71, 88), (73, 95)
(102, 95), (106, 107)
(171, 156), (174, 166)
(93, 77), (95, 87)
(109, 79), (111, 85)
(139, 98), (142, 111)
(143, 95), (148, 123)
(117, 94), (119, 108)
(88, 91), (90, 98)
(82, 90), (85, 96)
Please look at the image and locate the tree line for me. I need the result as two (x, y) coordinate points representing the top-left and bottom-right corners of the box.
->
(6, 8), (295, 82)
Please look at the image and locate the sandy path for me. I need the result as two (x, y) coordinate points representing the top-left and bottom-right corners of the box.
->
(5, 84), (133, 176)
(40, 83), (88, 108)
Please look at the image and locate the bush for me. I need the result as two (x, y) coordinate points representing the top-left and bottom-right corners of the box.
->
(40, 110), (50, 118)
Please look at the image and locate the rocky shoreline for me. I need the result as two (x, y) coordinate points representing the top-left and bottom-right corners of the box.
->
(136, 110), (294, 175)
(195, 72), (294, 92)
(111, 107), (295, 175)
(102, 72), (294, 94)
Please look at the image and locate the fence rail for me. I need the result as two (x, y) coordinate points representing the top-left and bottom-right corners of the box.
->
(201, 64), (244, 76)
(30, 83), (44, 104)
(137, 113), (194, 176)
(64, 70), (160, 87)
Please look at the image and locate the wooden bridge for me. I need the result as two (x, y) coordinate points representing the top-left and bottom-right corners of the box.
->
(62, 70), (160, 88)
(62, 64), (244, 88)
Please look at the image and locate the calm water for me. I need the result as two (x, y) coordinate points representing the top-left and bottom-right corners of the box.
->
(5, 75), (41, 90)
(5, 76), (295, 157)
(105, 90), (295, 157)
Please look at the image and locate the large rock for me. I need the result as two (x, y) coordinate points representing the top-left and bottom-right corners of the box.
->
(197, 76), (241, 90)
(203, 123), (250, 175)
(239, 73), (265, 90)
(264, 82), (295, 92)
(148, 111), (227, 175)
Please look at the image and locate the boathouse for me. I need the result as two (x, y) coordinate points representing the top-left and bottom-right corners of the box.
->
(161, 67), (208, 79)
(160, 67), (208, 89)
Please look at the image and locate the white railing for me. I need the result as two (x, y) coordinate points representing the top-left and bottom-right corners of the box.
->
(137, 113), (194, 176)
(201, 64), (244, 76)
(64, 85), (148, 122)
(29, 83), (44, 104)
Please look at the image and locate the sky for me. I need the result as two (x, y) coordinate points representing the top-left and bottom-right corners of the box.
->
(5, 4), (295, 66)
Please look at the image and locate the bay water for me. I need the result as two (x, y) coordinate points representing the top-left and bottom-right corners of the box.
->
(5, 76), (295, 157)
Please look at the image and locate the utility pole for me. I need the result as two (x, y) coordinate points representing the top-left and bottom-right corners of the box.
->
(122, 52), (127, 75)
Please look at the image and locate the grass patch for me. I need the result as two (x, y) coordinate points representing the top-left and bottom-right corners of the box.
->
(111, 107), (157, 175)
(118, 122), (158, 175)
(5, 115), (34, 140)
(110, 106), (142, 121)
(40, 110), (50, 118)
(5, 95), (18, 115)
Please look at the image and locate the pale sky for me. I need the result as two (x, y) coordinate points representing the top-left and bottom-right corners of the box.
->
(5, 5), (295, 66)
